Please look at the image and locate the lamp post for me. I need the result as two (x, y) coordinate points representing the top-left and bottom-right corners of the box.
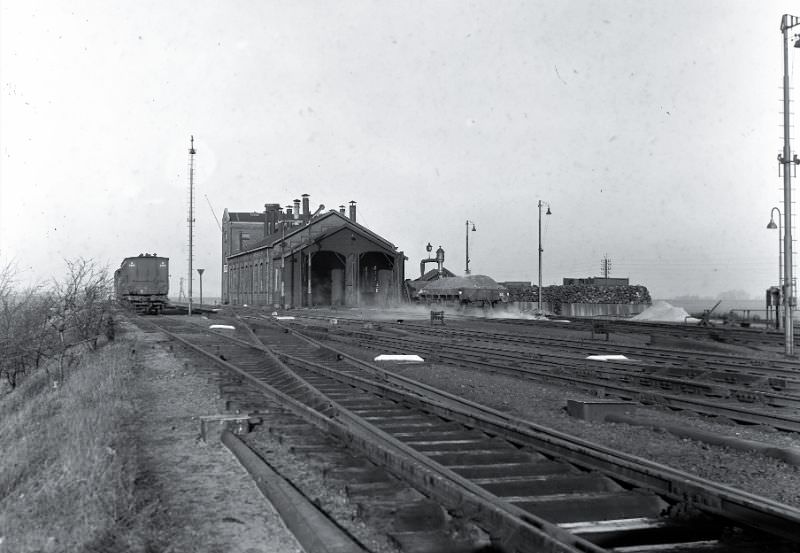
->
(767, 207), (783, 287)
(465, 220), (476, 274)
(280, 221), (287, 309)
(537, 200), (552, 314)
(197, 268), (204, 307)
(779, 14), (800, 355)
(767, 208), (782, 330)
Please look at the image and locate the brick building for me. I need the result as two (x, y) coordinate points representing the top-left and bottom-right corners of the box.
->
(222, 196), (405, 308)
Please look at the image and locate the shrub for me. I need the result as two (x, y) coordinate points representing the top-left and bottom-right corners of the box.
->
(0, 342), (160, 552)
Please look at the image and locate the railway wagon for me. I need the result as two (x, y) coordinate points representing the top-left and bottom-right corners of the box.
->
(114, 254), (169, 314)
(417, 275), (509, 308)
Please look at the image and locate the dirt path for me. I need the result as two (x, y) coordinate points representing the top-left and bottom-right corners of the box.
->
(129, 325), (303, 553)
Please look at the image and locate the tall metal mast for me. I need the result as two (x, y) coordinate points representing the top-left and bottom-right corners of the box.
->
(188, 136), (196, 316)
(780, 15), (799, 355)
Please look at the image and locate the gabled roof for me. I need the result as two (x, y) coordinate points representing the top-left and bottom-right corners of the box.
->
(228, 210), (398, 259)
(226, 212), (264, 223)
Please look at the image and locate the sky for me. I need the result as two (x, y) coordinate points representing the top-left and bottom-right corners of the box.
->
(1, 1), (798, 300)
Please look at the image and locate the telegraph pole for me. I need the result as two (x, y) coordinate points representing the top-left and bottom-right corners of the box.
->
(601, 255), (611, 279)
(188, 136), (196, 316)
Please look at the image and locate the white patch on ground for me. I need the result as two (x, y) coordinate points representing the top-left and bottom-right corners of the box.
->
(374, 354), (424, 362)
(632, 300), (699, 323)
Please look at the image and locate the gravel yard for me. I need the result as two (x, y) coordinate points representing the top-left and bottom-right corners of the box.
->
(123, 314), (800, 553)
(130, 319), (408, 553)
(311, 314), (800, 509)
(386, 360), (800, 508)
(128, 324), (304, 553)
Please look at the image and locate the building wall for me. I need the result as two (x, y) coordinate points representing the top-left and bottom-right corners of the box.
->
(221, 213), (266, 304)
(225, 223), (404, 309)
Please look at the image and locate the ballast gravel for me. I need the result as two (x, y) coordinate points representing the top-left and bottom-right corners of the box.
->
(389, 361), (800, 508)
(315, 316), (800, 509)
(130, 311), (800, 553)
(127, 324), (304, 553)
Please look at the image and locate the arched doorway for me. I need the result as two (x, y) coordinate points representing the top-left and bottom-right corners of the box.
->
(309, 251), (346, 306)
(359, 251), (395, 306)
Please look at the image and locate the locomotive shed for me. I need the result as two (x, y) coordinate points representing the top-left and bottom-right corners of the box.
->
(131, 308), (800, 553)
(222, 196), (405, 309)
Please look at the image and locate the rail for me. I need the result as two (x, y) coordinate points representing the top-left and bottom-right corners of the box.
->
(135, 314), (800, 551)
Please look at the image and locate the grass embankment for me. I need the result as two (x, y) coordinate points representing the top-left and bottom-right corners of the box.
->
(0, 337), (163, 552)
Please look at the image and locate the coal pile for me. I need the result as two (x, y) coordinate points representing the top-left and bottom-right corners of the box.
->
(506, 284), (651, 305)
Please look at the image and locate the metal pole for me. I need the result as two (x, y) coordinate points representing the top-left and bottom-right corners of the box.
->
(782, 15), (795, 355)
(465, 220), (470, 274)
(538, 200), (543, 313)
(775, 207), (783, 330)
(307, 252), (312, 307)
(188, 136), (195, 317)
(280, 223), (286, 309)
(780, 214), (783, 290)
(771, 207), (784, 287)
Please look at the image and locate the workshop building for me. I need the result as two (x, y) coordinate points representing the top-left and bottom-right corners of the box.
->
(222, 197), (405, 308)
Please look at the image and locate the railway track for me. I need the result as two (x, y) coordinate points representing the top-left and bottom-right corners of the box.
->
(285, 312), (800, 382)
(447, 311), (789, 352)
(274, 313), (800, 432)
(275, 305), (789, 351)
(136, 314), (800, 553)
(559, 318), (789, 351)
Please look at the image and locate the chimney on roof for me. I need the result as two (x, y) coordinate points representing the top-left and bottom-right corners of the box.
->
(349, 200), (357, 222)
(293, 199), (301, 219)
(264, 203), (280, 235)
(302, 194), (310, 219)
(339, 205), (346, 215)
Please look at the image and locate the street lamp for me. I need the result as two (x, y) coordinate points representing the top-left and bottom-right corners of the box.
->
(197, 268), (205, 307)
(465, 220), (476, 274)
(537, 200), (552, 314)
(767, 207), (783, 287)
(767, 208), (782, 330)
(778, 14), (800, 355)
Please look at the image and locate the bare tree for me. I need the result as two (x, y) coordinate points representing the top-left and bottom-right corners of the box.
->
(0, 258), (114, 392)
(52, 258), (111, 348)
(0, 262), (55, 389)
(49, 258), (113, 380)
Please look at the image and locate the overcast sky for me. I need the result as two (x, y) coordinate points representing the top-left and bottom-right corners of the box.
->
(2, 1), (798, 300)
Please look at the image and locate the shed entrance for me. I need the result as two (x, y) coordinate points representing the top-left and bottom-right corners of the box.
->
(359, 251), (396, 306)
(309, 251), (346, 306)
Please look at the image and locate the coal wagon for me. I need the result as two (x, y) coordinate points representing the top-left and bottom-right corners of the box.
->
(417, 274), (509, 308)
(114, 254), (169, 314)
